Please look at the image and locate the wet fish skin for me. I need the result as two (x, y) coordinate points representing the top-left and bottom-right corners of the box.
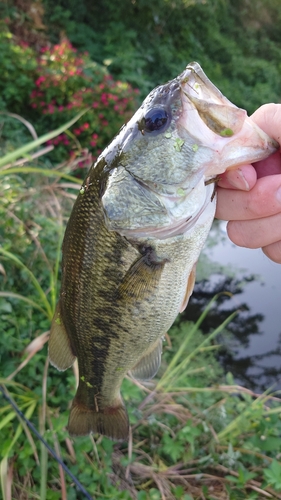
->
(49, 62), (278, 441)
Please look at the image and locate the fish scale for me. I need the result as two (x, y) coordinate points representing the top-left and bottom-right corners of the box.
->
(49, 62), (278, 440)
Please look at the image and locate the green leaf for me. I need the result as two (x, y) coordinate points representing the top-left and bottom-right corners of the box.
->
(264, 460), (281, 490)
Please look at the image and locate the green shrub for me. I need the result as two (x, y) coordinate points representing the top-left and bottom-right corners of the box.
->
(0, 23), (36, 113)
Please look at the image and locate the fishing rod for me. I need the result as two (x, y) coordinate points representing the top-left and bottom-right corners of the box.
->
(0, 385), (93, 500)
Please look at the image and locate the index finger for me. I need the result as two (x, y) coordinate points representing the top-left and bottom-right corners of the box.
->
(215, 173), (281, 221)
(251, 104), (281, 178)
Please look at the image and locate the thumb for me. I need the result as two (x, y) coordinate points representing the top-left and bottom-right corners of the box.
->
(251, 104), (281, 178)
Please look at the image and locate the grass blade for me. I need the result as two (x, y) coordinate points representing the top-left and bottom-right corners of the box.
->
(0, 166), (82, 184)
(0, 456), (8, 500)
(158, 299), (237, 391)
(0, 292), (48, 317)
(0, 249), (52, 320)
(0, 110), (89, 169)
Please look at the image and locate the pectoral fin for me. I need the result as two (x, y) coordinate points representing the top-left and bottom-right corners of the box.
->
(49, 302), (76, 371)
(117, 247), (166, 302)
(130, 338), (162, 381)
(179, 263), (197, 313)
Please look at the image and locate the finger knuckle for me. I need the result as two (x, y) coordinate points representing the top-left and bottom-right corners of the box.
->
(263, 241), (281, 264)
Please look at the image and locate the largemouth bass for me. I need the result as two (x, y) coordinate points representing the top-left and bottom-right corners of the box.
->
(49, 62), (278, 441)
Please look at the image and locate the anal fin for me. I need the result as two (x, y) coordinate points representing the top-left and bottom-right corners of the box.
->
(130, 338), (162, 381)
(49, 301), (76, 371)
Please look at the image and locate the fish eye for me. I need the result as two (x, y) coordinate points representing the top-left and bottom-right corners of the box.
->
(143, 108), (170, 133)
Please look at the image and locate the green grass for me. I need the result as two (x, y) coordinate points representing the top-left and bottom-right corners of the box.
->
(1, 125), (281, 500)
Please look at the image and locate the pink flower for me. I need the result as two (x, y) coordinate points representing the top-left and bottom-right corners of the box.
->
(35, 76), (45, 86)
(92, 133), (98, 139)
(101, 93), (108, 104)
(83, 123), (90, 129)
(92, 102), (99, 108)
(90, 140), (97, 147)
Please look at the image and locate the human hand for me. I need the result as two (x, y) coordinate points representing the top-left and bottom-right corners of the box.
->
(215, 103), (281, 264)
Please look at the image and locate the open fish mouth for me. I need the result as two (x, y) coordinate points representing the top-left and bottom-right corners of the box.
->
(177, 62), (278, 178)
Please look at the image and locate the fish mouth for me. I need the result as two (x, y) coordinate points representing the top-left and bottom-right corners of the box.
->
(177, 62), (279, 174)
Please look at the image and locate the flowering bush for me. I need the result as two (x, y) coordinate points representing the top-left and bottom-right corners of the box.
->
(29, 39), (139, 166)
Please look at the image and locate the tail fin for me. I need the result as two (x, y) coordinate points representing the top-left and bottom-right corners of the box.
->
(68, 395), (129, 441)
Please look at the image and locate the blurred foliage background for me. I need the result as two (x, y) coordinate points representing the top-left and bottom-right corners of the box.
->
(1, 0), (281, 112)
(1, 1), (281, 499)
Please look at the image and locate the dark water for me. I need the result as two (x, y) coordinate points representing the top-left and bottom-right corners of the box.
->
(182, 220), (281, 392)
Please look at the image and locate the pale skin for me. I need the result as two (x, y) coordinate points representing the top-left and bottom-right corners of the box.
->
(215, 103), (281, 264)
